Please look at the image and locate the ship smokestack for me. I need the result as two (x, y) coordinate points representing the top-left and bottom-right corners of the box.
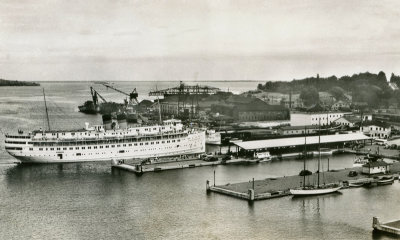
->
(117, 113), (127, 129)
(102, 114), (112, 130)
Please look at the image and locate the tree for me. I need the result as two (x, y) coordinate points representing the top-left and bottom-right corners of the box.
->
(300, 87), (319, 106)
(329, 86), (345, 100)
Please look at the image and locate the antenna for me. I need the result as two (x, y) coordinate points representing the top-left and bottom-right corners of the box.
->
(43, 88), (51, 131)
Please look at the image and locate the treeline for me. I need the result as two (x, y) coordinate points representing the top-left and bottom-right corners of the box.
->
(0, 79), (40, 86)
(258, 71), (388, 93)
(390, 73), (400, 87)
(257, 71), (400, 108)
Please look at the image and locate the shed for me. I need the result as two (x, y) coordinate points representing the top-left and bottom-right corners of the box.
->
(362, 161), (390, 175)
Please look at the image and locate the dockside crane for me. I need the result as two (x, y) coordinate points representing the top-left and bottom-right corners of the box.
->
(101, 83), (139, 105)
(90, 86), (107, 105)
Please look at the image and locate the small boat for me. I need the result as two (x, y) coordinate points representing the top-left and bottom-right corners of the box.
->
(312, 148), (333, 156)
(348, 182), (365, 188)
(377, 176), (394, 185)
(254, 151), (272, 162)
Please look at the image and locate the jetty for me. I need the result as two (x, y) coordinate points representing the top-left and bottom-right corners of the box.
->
(373, 217), (400, 236)
(207, 162), (400, 201)
(111, 157), (256, 174)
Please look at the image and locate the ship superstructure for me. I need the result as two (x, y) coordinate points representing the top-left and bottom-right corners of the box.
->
(5, 119), (205, 163)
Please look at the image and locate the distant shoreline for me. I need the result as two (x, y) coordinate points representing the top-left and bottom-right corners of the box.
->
(31, 80), (269, 83)
(0, 79), (40, 86)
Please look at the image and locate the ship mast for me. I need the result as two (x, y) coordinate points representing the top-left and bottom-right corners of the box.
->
(318, 118), (321, 188)
(156, 85), (162, 124)
(43, 88), (51, 131)
(303, 125), (307, 188)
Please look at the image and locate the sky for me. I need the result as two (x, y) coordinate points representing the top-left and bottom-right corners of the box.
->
(1, 0), (400, 81)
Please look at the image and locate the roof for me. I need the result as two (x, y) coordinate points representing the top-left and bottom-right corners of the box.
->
(362, 161), (389, 167)
(362, 120), (391, 128)
(280, 125), (318, 131)
(236, 100), (287, 112)
(291, 110), (350, 115)
(335, 115), (361, 124)
(234, 132), (371, 150)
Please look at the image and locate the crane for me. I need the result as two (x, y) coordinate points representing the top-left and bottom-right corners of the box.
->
(90, 87), (107, 105)
(102, 83), (139, 105)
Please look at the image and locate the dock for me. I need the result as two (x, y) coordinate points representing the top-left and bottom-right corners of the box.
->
(207, 162), (400, 201)
(111, 157), (261, 174)
(112, 159), (222, 173)
(373, 217), (400, 236)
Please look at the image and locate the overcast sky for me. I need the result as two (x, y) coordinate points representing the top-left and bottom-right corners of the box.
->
(1, 0), (400, 81)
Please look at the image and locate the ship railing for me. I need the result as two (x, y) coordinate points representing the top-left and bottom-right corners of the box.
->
(5, 134), (31, 139)
(31, 132), (189, 146)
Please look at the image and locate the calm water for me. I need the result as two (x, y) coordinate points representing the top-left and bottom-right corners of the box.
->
(0, 82), (399, 240)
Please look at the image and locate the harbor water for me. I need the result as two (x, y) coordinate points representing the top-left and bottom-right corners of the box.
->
(0, 82), (400, 239)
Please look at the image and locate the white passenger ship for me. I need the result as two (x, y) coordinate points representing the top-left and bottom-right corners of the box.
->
(5, 119), (205, 163)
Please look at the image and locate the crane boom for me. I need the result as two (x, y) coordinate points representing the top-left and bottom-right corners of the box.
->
(90, 87), (107, 103)
(102, 83), (139, 105)
(102, 83), (129, 96)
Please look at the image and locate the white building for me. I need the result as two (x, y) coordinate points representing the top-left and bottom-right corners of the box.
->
(334, 115), (361, 128)
(362, 161), (390, 175)
(361, 121), (391, 139)
(290, 111), (350, 126)
(331, 100), (350, 111)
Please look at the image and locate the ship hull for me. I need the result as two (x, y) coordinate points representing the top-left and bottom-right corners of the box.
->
(10, 147), (204, 164)
(6, 129), (205, 164)
(290, 186), (341, 196)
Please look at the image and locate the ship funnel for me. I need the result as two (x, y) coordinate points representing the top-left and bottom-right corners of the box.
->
(117, 113), (127, 129)
(85, 122), (90, 130)
(102, 114), (112, 130)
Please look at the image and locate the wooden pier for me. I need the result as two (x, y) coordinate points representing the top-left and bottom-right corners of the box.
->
(207, 163), (400, 201)
(111, 157), (260, 174)
(373, 217), (400, 236)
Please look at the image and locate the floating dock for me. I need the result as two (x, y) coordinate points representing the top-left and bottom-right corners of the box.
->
(207, 163), (400, 201)
(111, 157), (260, 174)
(373, 217), (400, 236)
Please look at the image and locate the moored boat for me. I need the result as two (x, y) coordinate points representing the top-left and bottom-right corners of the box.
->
(5, 119), (206, 164)
(290, 120), (341, 197)
(290, 185), (341, 196)
(312, 148), (333, 156)
(348, 182), (365, 188)
(377, 175), (394, 185)
(254, 151), (272, 162)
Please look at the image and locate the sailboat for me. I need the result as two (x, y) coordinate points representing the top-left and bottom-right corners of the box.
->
(290, 120), (341, 196)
